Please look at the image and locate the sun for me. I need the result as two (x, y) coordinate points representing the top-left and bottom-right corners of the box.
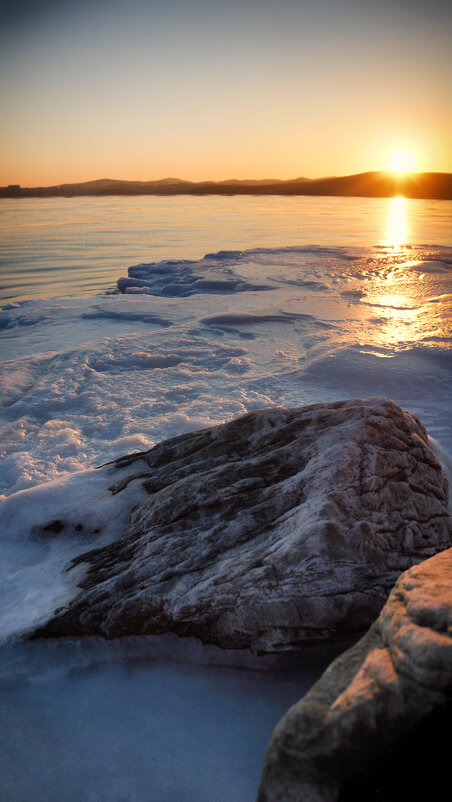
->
(386, 148), (416, 174)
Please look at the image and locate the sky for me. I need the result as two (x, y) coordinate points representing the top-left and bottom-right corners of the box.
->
(1, 0), (451, 185)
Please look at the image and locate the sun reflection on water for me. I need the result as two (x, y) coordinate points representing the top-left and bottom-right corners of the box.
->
(384, 196), (408, 251)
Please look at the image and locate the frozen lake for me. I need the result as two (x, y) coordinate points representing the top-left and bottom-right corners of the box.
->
(1, 196), (451, 800)
(0, 636), (346, 802)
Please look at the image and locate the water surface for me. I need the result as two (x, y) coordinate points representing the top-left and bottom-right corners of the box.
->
(1, 195), (451, 302)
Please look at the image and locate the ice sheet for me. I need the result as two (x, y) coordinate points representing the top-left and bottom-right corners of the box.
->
(1, 242), (451, 801)
(1, 245), (451, 500)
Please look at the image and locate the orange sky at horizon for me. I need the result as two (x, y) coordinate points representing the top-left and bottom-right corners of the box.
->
(1, 0), (451, 187)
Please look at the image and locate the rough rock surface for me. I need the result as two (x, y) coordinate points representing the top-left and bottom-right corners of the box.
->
(34, 398), (452, 650)
(258, 547), (452, 801)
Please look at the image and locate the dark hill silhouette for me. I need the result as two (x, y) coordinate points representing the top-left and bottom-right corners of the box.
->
(1, 171), (451, 200)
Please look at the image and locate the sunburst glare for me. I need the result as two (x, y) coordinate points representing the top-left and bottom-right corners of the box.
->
(386, 148), (416, 174)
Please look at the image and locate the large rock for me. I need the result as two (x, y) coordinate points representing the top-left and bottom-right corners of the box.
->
(34, 398), (451, 650)
(258, 547), (452, 801)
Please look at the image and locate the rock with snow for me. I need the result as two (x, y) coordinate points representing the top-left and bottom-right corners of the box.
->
(258, 546), (452, 801)
(34, 398), (451, 649)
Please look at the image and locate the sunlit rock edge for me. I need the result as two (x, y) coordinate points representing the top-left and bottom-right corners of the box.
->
(258, 546), (452, 801)
(32, 397), (452, 651)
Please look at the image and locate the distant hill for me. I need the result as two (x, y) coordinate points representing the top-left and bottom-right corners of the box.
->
(1, 171), (451, 200)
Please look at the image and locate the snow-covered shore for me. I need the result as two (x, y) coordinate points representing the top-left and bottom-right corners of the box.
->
(1, 243), (451, 801)
(2, 245), (451, 498)
(1, 243), (451, 637)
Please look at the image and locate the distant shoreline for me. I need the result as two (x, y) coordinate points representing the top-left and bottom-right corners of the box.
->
(1, 171), (452, 201)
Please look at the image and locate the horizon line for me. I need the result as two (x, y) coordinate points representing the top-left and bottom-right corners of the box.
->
(3, 168), (451, 189)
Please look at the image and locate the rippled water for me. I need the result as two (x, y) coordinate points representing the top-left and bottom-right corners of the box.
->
(0, 195), (451, 302)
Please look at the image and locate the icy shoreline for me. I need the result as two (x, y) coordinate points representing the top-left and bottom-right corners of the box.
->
(1, 244), (451, 499)
(1, 243), (451, 641)
(1, 243), (451, 801)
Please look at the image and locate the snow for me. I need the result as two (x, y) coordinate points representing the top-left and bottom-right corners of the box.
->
(1, 244), (451, 504)
(0, 461), (149, 640)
